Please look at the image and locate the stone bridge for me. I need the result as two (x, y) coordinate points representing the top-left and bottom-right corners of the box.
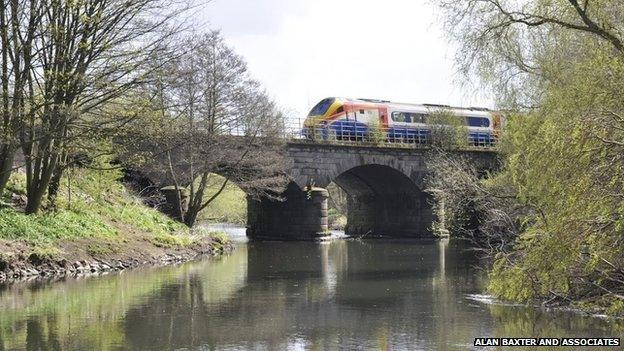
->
(246, 142), (497, 240)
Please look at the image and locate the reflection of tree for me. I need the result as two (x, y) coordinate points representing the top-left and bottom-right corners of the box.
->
(1, 240), (620, 350)
(488, 304), (621, 339)
(0, 249), (247, 350)
(24, 316), (62, 351)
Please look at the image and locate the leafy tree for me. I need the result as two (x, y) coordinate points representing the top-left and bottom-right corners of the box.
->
(438, 0), (624, 313)
(427, 109), (469, 148)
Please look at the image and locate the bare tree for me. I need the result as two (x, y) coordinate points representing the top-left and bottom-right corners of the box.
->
(0, 0), (189, 213)
(0, 0), (44, 195)
(120, 32), (289, 228)
(425, 147), (532, 256)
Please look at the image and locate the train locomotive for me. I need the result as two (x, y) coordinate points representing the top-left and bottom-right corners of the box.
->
(302, 97), (502, 146)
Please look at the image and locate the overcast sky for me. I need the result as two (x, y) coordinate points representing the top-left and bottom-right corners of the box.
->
(195, 0), (492, 120)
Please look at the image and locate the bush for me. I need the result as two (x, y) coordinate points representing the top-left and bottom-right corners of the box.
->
(427, 109), (469, 149)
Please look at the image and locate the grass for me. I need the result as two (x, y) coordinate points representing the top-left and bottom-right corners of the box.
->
(198, 173), (247, 225)
(0, 161), (228, 257)
(0, 208), (116, 244)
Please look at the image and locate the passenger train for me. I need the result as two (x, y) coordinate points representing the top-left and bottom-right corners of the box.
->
(302, 97), (503, 145)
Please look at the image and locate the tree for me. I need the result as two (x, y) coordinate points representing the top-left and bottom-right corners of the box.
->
(439, 0), (624, 108)
(120, 32), (289, 228)
(0, 0), (188, 214)
(438, 0), (624, 313)
(0, 0), (43, 196)
(427, 109), (469, 148)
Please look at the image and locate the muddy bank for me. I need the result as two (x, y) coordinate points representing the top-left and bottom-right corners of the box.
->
(0, 235), (234, 284)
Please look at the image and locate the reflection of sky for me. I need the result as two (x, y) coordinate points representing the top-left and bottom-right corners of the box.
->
(320, 241), (338, 296)
(195, 0), (494, 119)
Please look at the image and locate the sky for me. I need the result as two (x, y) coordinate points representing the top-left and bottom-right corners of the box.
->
(195, 0), (492, 122)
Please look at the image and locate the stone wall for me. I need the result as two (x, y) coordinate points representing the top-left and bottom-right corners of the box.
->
(248, 142), (497, 240)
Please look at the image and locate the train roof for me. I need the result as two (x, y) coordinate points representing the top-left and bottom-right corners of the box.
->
(341, 97), (494, 114)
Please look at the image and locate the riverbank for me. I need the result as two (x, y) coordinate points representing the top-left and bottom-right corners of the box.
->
(0, 165), (233, 284)
(0, 230), (233, 284)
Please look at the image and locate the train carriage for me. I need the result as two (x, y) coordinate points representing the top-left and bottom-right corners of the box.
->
(302, 97), (502, 146)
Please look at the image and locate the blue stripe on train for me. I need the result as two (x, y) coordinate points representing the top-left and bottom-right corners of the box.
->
(387, 127), (430, 142)
(328, 120), (369, 138)
(304, 121), (496, 145)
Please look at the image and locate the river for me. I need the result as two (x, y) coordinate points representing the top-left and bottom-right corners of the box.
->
(0, 225), (620, 350)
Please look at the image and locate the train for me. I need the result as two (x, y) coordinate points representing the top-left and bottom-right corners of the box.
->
(302, 97), (503, 145)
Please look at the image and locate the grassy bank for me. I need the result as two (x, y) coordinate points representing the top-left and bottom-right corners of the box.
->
(0, 164), (229, 276)
(198, 174), (247, 225)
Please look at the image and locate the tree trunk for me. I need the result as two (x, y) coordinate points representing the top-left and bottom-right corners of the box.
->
(47, 151), (68, 208)
(25, 147), (61, 214)
(25, 185), (46, 214)
(184, 175), (229, 228)
(0, 146), (15, 194)
(184, 209), (199, 228)
(47, 166), (63, 208)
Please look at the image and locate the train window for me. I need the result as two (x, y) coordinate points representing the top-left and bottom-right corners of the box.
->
(308, 98), (335, 116)
(392, 111), (427, 123)
(391, 111), (406, 122)
(466, 116), (490, 127)
(359, 109), (365, 114)
(413, 113), (427, 123)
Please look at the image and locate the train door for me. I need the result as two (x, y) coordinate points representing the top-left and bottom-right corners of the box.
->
(354, 108), (378, 124)
(378, 107), (389, 128)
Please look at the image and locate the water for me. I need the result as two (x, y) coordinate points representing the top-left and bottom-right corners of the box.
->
(0, 228), (620, 350)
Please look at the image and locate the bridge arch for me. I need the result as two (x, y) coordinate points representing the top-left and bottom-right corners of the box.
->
(246, 143), (496, 240)
(331, 164), (434, 237)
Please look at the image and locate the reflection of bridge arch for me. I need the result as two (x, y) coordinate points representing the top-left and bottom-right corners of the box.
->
(119, 240), (481, 350)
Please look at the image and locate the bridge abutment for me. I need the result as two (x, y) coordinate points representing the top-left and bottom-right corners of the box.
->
(247, 184), (330, 241)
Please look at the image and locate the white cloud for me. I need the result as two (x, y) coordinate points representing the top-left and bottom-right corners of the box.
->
(197, 0), (492, 120)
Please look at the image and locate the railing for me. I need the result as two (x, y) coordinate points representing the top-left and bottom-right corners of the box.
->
(283, 119), (498, 150)
(212, 118), (498, 150)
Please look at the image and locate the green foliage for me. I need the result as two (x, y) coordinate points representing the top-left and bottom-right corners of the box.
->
(57, 159), (188, 238)
(366, 118), (386, 144)
(198, 174), (247, 225)
(439, 0), (624, 314)
(486, 49), (624, 314)
(0, 208), (116, 244)
(0, 158), (204, 253)
(427, 109), (469, 148)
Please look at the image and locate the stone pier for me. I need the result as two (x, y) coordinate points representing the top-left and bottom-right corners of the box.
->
(246, 184), (330, 240)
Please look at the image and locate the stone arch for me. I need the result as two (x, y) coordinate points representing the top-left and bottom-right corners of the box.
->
(289, 148), (428, 191)
(330, 164), (434, 237)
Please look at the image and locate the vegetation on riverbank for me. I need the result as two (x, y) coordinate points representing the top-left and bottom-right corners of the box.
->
(436, 0), (624, 316)
(0, 0), (287, 234)
(198, 174), (247, 226)
(0, 162), (229, 275)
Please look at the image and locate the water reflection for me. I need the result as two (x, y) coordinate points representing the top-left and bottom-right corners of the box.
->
(0, 239), (620, 350)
